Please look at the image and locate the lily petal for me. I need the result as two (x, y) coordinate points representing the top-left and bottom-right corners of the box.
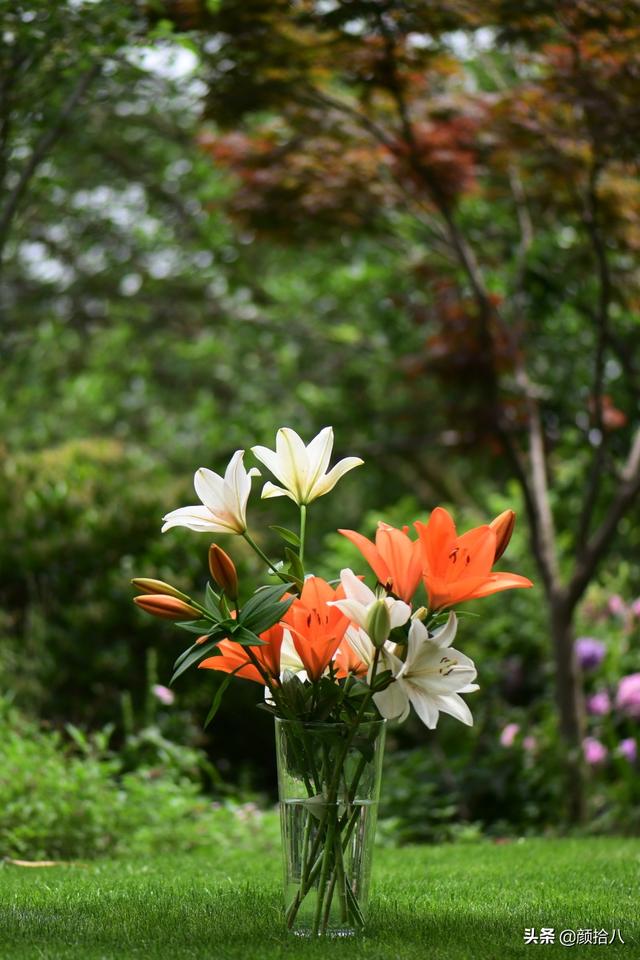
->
(194, 467), (226, 511)
(303, 426), (334, 499)
(405, 682), (440, 729)
(388, 599), (411, 629)
(339, 568), (376, 606)
(429, 612), (458, 648)
(374, 680), (410, 721)
(276, 428), (309, 501)
(338, 529), (391, 587)
(161, 505), (236, 534)
(311, 456), (364, 499)
(433, 692), (474, 726)
(260, 481), (296, 501)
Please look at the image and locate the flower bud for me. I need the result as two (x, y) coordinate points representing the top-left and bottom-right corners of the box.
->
(208, 544), (239, 599)
(131, 578), (189, 600)
(365, 599), (391, 648)
(134, 595), (200, 621)
(489, 509), (516, 562)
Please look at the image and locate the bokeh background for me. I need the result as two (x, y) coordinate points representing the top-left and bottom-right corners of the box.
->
(1, 0), (639, 859)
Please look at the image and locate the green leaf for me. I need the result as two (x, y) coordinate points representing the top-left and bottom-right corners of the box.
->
(204, 583), (222, 618)
(174, 618), (216, 635)
(230, 625), (267, 646)
(278, 570), (304, 590)
(371, 669), (393, 692)
(344, 679), (370, 700)
(170, 635), (222, 684)
(241, 597), (293, 635)
(203, 670), (239, 729)
(173, 641), (199, 672)
(284, 547), (305, 584)
(237, 583), (294, 635)
(269, 525), (301, 547)
(239, 582), (291, 621)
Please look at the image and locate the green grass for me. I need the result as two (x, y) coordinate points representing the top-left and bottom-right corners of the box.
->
(1, 836), (637, 959)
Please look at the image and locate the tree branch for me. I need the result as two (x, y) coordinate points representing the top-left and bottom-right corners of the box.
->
(566, 426), (640, 611)
(0, 63), (101, 263)
(367, 20), (560, 592)
(299, 89), (454, 258)
(575, 164), (612, 551)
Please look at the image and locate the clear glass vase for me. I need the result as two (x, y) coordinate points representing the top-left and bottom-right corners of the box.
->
(275, 717), (386, 937)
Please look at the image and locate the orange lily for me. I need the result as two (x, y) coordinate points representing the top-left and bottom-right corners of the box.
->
(133, 595), (201, 620)
(284, 576), (349, 681)
(198, 623), (284, 684)
(338, 522), (422, 602)
(208, 543), (239, 599)
(489, 509), (516, 562)
(415, 507), (533, 611)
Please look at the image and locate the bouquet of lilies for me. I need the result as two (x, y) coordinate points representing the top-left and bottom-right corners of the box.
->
(133, 426), (533, 935)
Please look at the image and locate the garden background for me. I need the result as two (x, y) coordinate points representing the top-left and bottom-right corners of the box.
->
(0, 2), (639, 954)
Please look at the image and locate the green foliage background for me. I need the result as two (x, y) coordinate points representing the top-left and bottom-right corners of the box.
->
(1, 0), (639, 852)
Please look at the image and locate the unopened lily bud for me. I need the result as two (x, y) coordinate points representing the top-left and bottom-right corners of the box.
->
(131, 578), (189, 601)
(134, 595), (200, 621)
(489, 509), (516, 562)
(208, 544), (239, 599)
(366, 599), (391, 648)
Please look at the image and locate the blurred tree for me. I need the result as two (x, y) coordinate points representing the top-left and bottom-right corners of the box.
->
(166, 0), (640, 820)
(0, 1), (430, 783)
(2, 0), (639, 824)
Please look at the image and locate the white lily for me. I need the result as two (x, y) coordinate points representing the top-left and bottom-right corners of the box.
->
(251, 426), (363, 505)
(161, 450), (260, 535)
(337, 625), (409, 719)
(279, 628), (307, 679)
(329, 568), (411, 636)
(382, 614), (478, 729)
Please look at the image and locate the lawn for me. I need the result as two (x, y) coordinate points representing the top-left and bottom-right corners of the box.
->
(1, 836), (637, 959)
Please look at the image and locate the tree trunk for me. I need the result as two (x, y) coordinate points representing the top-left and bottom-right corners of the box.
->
(550, 596), (586, 823)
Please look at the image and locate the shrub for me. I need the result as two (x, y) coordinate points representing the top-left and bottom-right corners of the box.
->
(0, 696), (278, 860)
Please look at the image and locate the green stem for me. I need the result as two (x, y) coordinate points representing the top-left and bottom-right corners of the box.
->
(321, 868), (338, 932)
(312, 800), (337, 935)
(333, 831), (348, 924)
(241, 530), (288, 582)
(287, 692), (380, 931)
(299, 504), (307, 565)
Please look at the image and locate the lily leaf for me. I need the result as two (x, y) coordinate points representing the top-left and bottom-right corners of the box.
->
(229, 625), (268, 646)
(204, 583), (222, 618)
(241, 598), (293, 635)
(284, 547), (305, 584)
(174, 618), (218, 635)
(269, 525), (301, 547)
(204, 668), (243, 729)
(370, 669), (393, 692)
(170, 635), (222, 684)
(239, 583), (291, 622)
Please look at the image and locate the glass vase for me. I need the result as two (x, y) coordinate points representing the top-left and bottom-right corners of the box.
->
(274, 717), (386, 937)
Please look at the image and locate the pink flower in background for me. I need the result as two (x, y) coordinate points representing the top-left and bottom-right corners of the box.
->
(583, 737), (608, 766)
(523, 736), (537, 753)
(500, 723), (520, 747)
(575, 637), (605, 671)
(607, 594), (626, 617)
(631, 598), (640, 617)
(618, 738), (637, 763)
(616, 673), (640, 719)
(587, 691), (611, 716)
(152, 684), (175, 706)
